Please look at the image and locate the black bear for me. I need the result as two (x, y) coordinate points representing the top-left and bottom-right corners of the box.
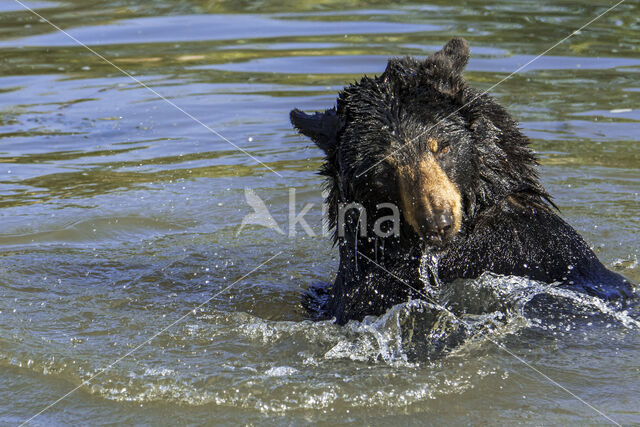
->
(290, 37), (635, 324)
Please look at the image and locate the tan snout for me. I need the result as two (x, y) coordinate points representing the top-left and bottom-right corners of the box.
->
(396, 156), (462, 244)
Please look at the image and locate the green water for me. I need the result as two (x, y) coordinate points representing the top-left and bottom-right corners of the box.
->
(1, 0), (639, 425)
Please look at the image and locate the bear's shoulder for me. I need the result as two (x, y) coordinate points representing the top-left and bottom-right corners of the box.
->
(438, 194), (634, 299)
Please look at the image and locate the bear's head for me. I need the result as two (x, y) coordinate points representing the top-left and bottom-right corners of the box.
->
(291, 37), (551, 249)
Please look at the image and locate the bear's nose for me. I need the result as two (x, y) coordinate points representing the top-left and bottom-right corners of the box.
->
(434, 211), (453, 234)
(419, 209), (453, 241)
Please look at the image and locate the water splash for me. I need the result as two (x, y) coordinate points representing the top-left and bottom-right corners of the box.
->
(419, 252), (443, 301)
(333, 253), (640, 363)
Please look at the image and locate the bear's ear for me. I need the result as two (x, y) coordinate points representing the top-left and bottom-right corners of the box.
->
(429, 37), (470, 75)
(290, 108), (342, 154)
(470, 115), (500, 140)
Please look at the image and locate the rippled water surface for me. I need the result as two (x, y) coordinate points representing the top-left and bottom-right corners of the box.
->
(1, 0), (639, 425)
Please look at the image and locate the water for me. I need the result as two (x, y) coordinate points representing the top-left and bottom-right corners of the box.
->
(1, 0), (639, 424)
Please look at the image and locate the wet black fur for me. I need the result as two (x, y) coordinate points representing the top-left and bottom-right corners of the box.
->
(291, 37), (635, 324)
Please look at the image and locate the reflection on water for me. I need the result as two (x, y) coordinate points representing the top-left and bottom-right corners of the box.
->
(0, 0), (639, 425)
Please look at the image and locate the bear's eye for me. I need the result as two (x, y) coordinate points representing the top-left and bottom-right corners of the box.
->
(373, 169), (394, 188)
(438, 145), (451, 156)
